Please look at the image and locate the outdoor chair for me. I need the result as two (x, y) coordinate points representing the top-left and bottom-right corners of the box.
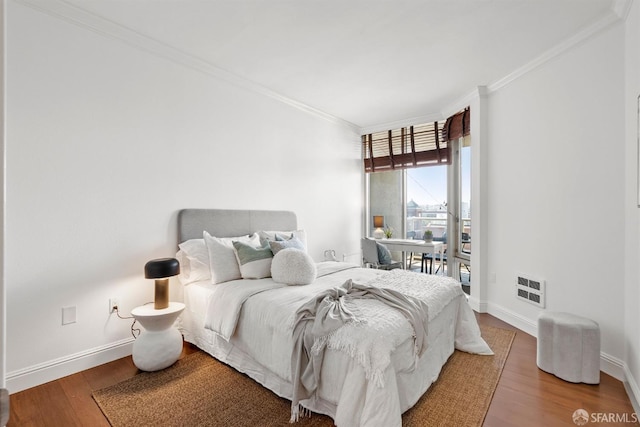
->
(423, 251), (447, 274)
(406, 232), (422, 268)
(422, 231), (470, 281)
(422, 232), (447, 274)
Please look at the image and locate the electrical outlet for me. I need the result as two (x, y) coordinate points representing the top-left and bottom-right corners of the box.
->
(62, 306), (76, 325)
(109, 297), (119, 313)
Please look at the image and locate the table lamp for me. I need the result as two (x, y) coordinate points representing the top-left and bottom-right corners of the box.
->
(144, 258), (180, 309)
(373, 216), (385, 239)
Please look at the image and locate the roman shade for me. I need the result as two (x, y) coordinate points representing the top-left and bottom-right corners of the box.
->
(363, 108), (470, 173)
(443, 107), (470, 142)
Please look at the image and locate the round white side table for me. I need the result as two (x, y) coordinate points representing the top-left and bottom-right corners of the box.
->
(131, 302), (185, 371)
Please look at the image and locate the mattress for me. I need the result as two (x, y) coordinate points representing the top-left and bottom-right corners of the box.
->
(179, 262), (489, 427)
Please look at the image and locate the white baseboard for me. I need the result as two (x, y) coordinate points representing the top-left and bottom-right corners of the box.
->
(624, 365), (640, 416)
(600, 353), (627, 383)
(485, 301), (627, 382)
(467, 295), (487, 313)
(6, 338), (134, 394)
(7, 302), (640, 416)
(486, 301), (537, 336)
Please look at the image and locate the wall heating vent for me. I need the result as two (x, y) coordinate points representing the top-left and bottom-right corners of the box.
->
(515, 274), (545, 308)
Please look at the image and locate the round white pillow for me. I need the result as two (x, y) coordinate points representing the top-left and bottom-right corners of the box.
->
(271, 248), (317, 286)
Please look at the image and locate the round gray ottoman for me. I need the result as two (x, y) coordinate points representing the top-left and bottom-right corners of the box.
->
(537, 312), (600, 384)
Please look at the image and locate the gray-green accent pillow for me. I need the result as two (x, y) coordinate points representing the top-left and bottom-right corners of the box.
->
(269, 236), (305, 255)
(258, 230), (308, 250)
(232, 241), (273, 279)
(376, 242), (392, 265)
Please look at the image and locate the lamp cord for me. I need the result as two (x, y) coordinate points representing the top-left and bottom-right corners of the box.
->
(113, 306), (141, 339)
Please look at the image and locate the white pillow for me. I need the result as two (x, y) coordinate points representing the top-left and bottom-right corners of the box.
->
(271, 248), (317, 286)
(203, 231), (259, 284)
(176, 239), (210, 285)
(232, 240), (273, 279)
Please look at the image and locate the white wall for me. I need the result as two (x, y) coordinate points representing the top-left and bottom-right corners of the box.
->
(4, 1), (362, 391)
(5, 0), (638, 406)
(484, 21), (627, 377)
(624, 0), (640, 411)
(0, 0), (6, 390)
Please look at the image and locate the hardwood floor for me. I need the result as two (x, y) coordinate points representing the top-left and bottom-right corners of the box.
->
(481, 314), (638, 426)
(7, 314), (638, 426)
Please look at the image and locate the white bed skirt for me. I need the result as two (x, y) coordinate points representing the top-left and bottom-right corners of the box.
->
(179, 278), (462, 426)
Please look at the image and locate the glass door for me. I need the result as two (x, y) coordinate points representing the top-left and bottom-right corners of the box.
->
(448, 136), (471, 286)
(406, 166), (448, 273)
(366, 139), (469, 280)
(406, 167), (448, 241)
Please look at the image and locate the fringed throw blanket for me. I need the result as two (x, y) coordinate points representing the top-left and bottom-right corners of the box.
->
(289, 278), (430, 422)
(202, 266), (492, 426)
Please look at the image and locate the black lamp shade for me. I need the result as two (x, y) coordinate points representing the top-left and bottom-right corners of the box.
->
(144, 258), (180, 279)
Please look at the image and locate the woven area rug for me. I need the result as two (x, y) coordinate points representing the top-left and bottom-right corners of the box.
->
(93, 325), (515, 427)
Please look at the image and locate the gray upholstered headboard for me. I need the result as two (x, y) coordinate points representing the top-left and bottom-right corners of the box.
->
(177, 209), (298, 243)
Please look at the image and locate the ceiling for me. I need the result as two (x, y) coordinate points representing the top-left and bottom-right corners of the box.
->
(62, 0), (619, 130)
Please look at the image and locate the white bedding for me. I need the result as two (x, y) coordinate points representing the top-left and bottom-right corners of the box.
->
(179, 262), (490, 427)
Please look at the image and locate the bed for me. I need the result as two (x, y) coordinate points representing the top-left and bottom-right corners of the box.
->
(176, 208), (491, 427)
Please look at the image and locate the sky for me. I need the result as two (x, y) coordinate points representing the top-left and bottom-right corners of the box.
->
(406, 146), (470, 207)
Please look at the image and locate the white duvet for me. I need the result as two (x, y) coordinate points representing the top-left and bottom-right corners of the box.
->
(185, 263), (491, 427)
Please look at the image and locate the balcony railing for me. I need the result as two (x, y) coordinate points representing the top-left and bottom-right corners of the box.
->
(406, 217), (471, 240)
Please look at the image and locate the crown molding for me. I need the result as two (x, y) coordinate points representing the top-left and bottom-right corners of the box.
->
(487, 6), (625, 94)
(613, 0), (633, 20)
(17, 0), (629, 137)
(13, 0), (360, 132)
(440, 86), (488, 119)
(362, 86), (487, 135)
(441, 91), (476, 120)
(436, 4), (628, 124)
(359, 112), (444, 135)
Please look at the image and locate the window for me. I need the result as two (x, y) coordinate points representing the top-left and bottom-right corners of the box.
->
(365, 109), (470, 281)
(407, 166), (448, 241)
(458, 139), (471, 260)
